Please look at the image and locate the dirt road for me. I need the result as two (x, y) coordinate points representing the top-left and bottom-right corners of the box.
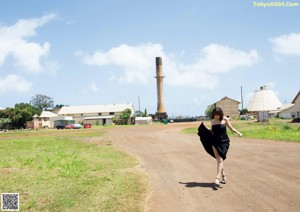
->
(109, 122), (300, 212)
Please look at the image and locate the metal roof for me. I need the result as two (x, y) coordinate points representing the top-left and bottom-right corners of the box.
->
(269, 104), (295, 113)
(58, 103), (134, 115)
(83, 116), (114, 120)
(39, 111), (58, 118)
(214, 96), (240, 104)
(247, 86), (282, 112)
(292, 90), (300, 103)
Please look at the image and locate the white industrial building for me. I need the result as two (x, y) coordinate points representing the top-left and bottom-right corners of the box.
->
(58, 103), (135, 125)
(31, 111), (58, 128)
(266, 90), (300, 120)
(29, 103), (135, 128)
(290, 90), (300, 119)
(247, 86), (282, 121)
(269, 104), (295, 119)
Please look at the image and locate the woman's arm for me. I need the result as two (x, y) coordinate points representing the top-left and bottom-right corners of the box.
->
(224, 117), (243, 137)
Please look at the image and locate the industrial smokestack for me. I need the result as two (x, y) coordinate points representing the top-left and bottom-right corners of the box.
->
(155, 57), (167, 120)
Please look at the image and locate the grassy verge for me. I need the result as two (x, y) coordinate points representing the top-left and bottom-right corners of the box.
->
(182, 119), (300, 142)
(0, 129), (148, 211)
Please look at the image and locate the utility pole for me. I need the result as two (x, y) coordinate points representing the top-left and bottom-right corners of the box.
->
(138, 96), (141, 112)
(241, 86), (244, 114)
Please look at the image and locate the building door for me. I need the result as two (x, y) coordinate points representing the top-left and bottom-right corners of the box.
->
(103, 119), (106, 125)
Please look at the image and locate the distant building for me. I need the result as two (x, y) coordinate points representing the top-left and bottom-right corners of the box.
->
(247, 86), (282, 121)
(30, 111), (59, 129)
(58, 103), (135, 125)
(290, 90), (300, 119)
(269, 104), (295, 119)
(39, 111), (58, 127)
(214, 96), (240, 118)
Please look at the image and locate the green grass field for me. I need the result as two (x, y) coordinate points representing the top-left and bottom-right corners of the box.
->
(183, 119), (300, 142)
(0, 129), (148, 211)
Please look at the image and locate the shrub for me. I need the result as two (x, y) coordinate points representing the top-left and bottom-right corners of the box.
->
(282, 124), (292, 130)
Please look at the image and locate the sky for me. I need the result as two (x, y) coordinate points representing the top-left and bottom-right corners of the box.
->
(0, 0), (300, 117)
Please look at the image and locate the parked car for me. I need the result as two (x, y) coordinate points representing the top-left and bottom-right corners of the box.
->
(73, 124), (82, 129)
(56, 124), (65, 129)
(65, 124), (74, 129)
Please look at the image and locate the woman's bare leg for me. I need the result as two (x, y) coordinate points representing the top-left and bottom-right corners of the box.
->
(221, 168), (227, 183)
(221, 169), (226, 176)
(212, 146), (224, 184)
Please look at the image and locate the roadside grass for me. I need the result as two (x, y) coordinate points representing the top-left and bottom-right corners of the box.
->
(0, 129), (148, 211)
(182, 119), (300, 142)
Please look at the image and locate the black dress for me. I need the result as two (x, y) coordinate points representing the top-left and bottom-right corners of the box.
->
(197, 122), (230, 160)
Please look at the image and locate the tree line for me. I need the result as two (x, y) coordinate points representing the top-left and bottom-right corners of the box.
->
(0, 94), (63, 129)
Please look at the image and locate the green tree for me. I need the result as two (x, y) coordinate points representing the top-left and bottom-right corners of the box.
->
(14, 103), (41, 127)
(112, 116), (117, 124)
(142, 108), (148, 117)
(134, 110), (142, 117)
(30, 94), (54, 110)
(0, 118), (11, 129)
(54, 104), (66, 109)
(205, 104), (216, 118)
(240, 108), (248, 115)
(120, 108), (132, 125)
(0, 103), (40, 129)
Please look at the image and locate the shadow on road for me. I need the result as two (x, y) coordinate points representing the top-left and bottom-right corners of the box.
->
(179, 182), (222, 191)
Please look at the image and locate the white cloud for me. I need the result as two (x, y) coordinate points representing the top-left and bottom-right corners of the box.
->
(0, 13), (57, 73)
(79, 43), (165, 84)
(77, 43), (260, 89)
(44, 60), (61, 75)
(270, 33), (300, 56)
(89, 82), (99, 93)
(66, 20), (75, 25)
(81, 82), (99, 94)
(0, 74), (32, 94)
(180, 44), (260, 73)
(193, 95), (206, 105)
(180, 50), (186, 57)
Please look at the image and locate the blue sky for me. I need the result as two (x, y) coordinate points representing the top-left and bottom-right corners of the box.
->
(1, 0), (300, 116)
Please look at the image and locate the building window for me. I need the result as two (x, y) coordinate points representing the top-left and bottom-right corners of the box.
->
(109, 112), (115, 115)
(81, 113), (83, 116)
(98, 113), (102, 116)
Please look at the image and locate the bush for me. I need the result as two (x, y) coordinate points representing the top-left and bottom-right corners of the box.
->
(282, 124), (292, 130)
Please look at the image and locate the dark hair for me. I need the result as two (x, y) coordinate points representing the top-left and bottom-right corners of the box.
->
(211, 107), (224, 121)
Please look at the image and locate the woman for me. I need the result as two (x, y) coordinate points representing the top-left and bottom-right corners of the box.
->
(197, 107), (242, 187)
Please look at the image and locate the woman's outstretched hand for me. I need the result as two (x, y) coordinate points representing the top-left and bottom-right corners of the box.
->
(237, 132), (243, 137)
